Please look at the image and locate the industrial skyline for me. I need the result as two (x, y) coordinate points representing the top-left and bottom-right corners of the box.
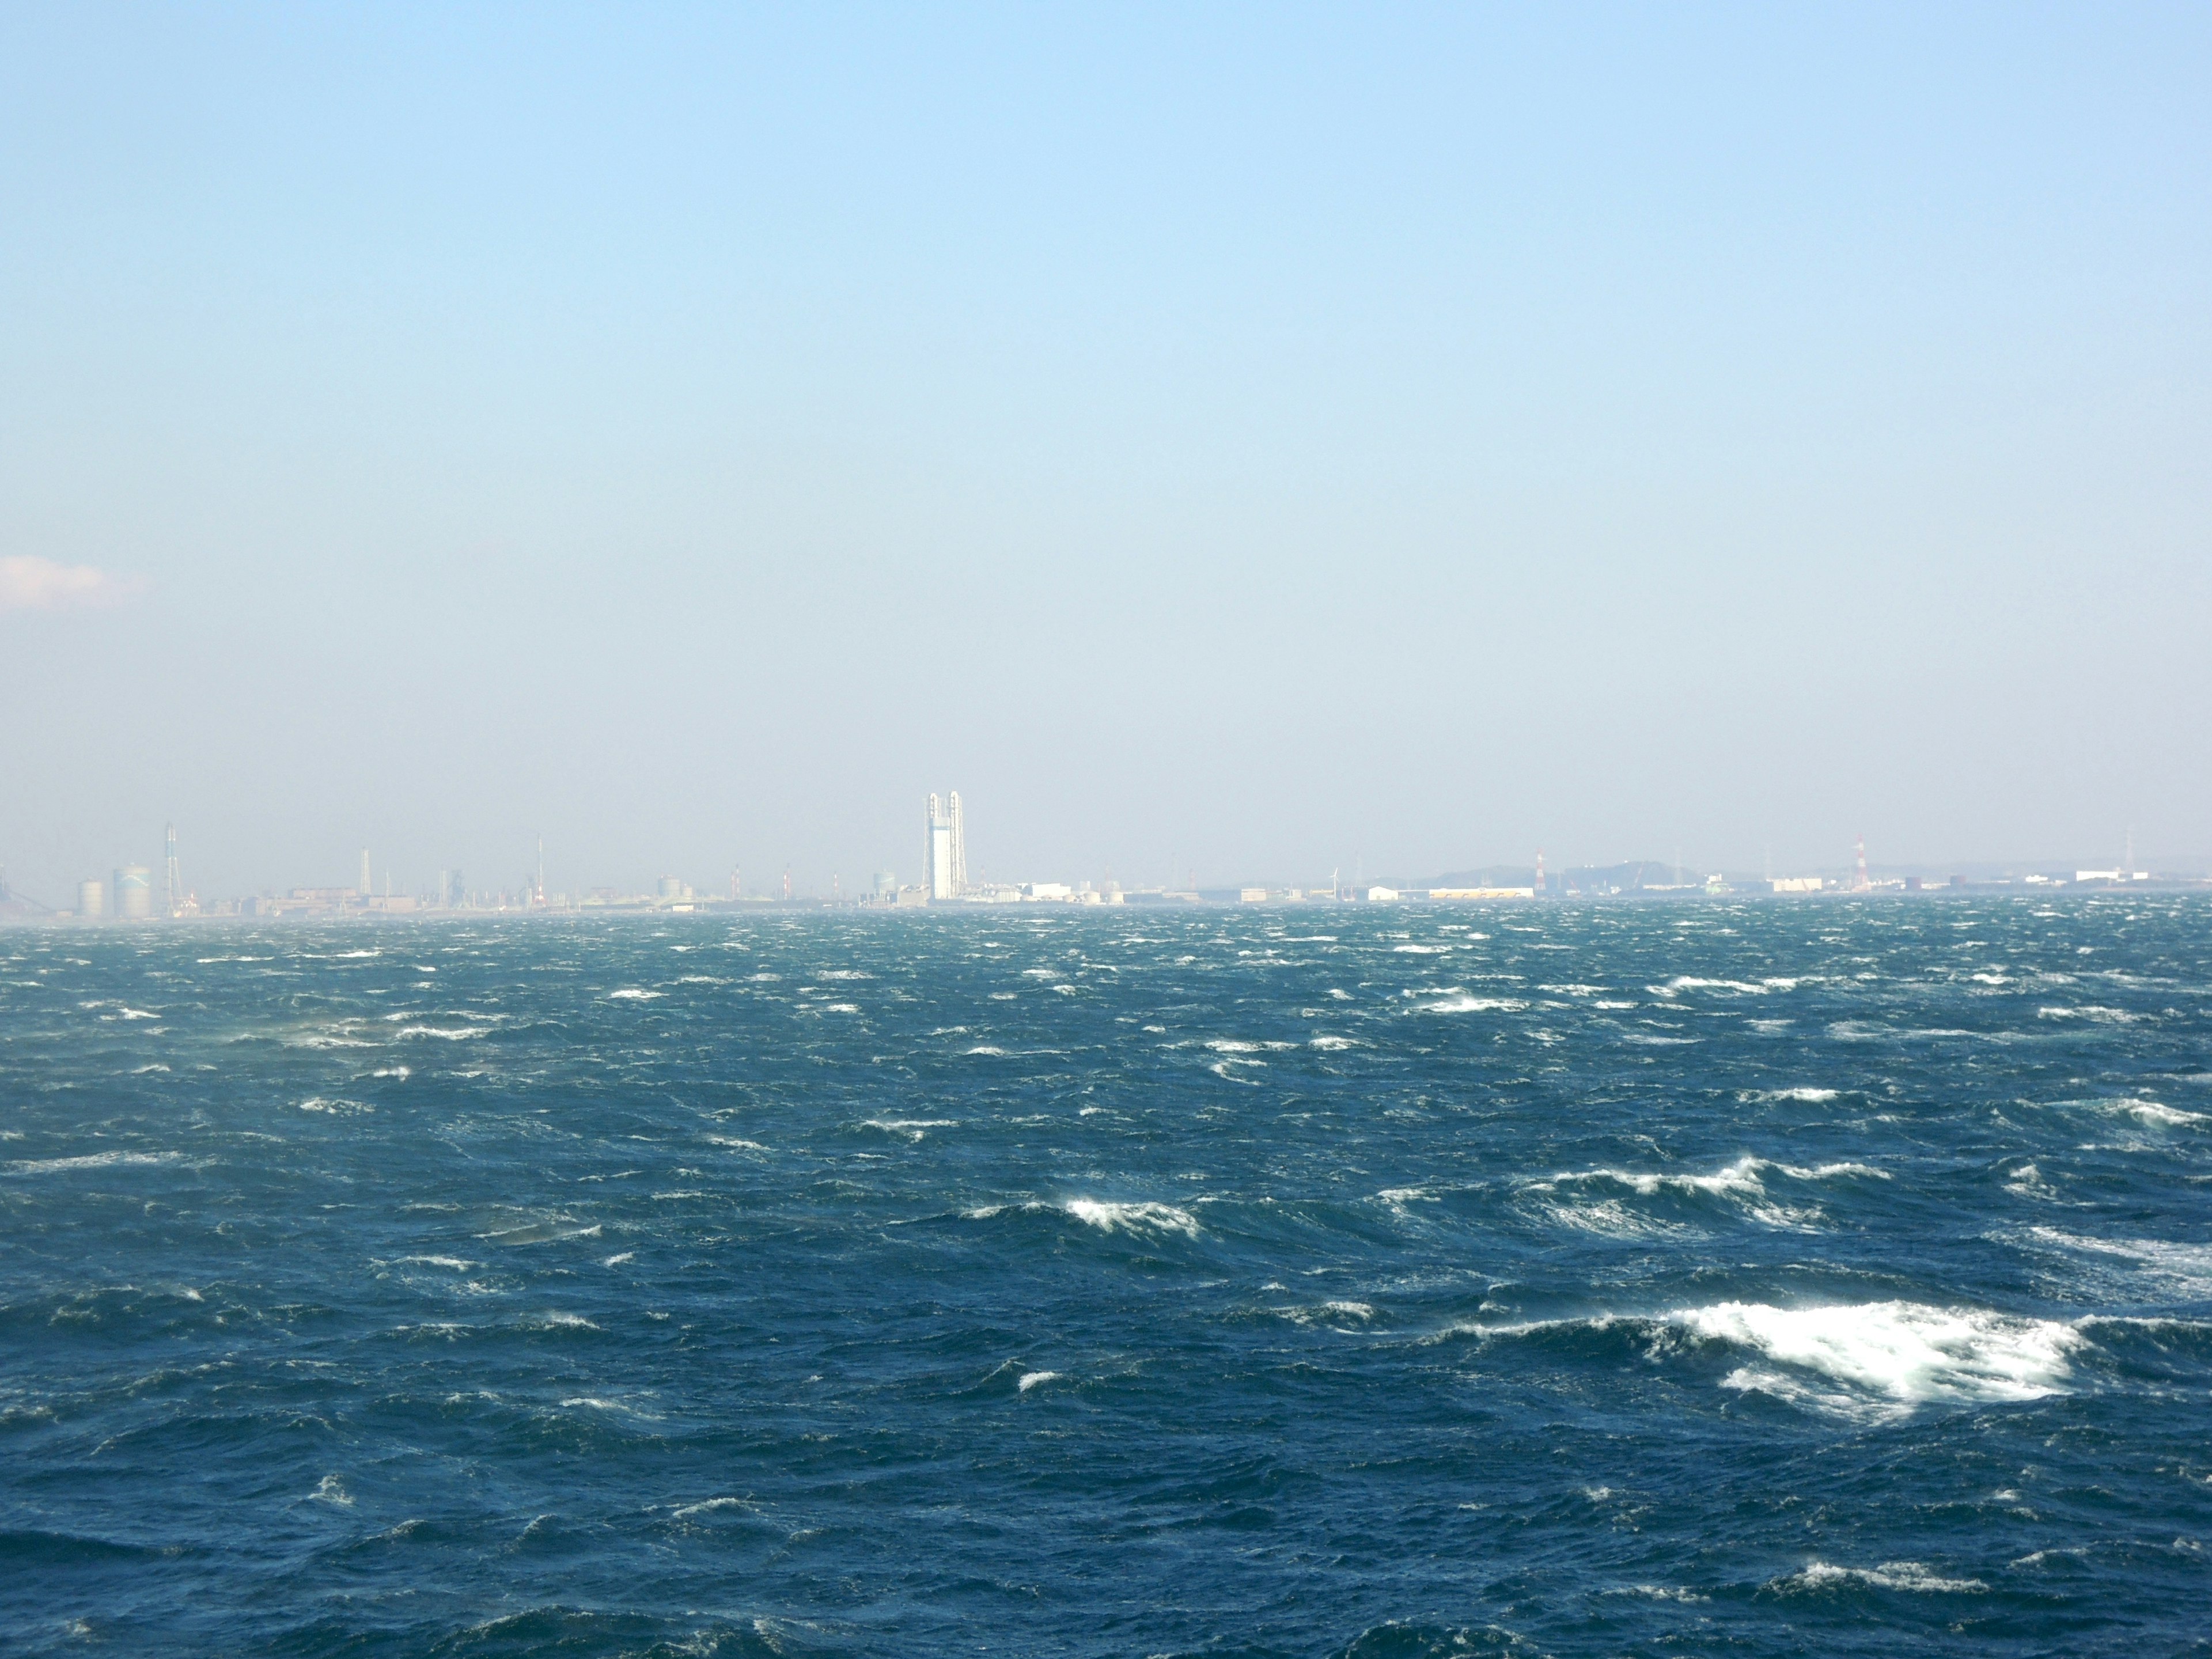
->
(1, 801), (2195, 923)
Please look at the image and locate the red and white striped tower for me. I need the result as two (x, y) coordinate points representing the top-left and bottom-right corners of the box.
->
(1854, 833), (1871, 892)
(1535, 850), (1546, 895)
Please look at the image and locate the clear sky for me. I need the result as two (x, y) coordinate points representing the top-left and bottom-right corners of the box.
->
(2, 3), (2207, 900)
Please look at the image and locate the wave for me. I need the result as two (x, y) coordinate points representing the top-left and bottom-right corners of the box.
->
(1687, 1300), (2081, 1413)
(862, 1118), (955, 1142)
(5, 1150), (181, 1176)
(1419, 996), (1527, 1014)
(964, 1198), (1203, 1238)
(1017, 1370), (1062, 1392)
(604, 988), (665, 1001)
(1063, 1199), (1201, 1237)
(1438, 1299), (2083, 1418)
(1525, 1156), (1882, 1231)
(2025, 1227), (2212, 1296)
(1770, 1559), (1987, 1594)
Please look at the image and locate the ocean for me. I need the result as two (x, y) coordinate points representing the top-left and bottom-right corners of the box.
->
(2, 899), (2208, 1657)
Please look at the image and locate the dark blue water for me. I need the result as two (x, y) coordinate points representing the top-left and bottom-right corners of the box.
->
(3, 900), (2209, 1657)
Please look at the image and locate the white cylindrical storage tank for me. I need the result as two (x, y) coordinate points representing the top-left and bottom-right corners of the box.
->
(114, 865), (154, 919)
(77, 878), (107, 919)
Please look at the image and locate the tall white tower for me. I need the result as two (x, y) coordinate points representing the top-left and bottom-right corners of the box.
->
(926, 792), (964, 900)
(948, 791), (966, 896)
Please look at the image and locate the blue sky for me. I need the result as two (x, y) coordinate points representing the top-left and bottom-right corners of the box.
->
(2, 4), (2207, 897)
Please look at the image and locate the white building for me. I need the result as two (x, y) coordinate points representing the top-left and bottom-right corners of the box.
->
(926, 791), (967, 901)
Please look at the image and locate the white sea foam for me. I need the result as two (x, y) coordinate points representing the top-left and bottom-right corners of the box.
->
(2027, 1228), (2212, 1296)
(1752, 1086), (1839, 1103)
(1420, 996), (1527, 1014)
(1308, 1035), (1357, 1050)
(1528, 1156), (1881, 1232)
(2104, 1098), (2204, 1127)
(1773, 1560), (1987, 1594)
(1062, 1199), (1201, 1237)
(963, 1045), (1006, 1056)
(672, 1497), (753, 1518)
(605, 988), (665, 1001)
(397, 1255), (476, 1271)
(1684, 1300), (2083, 1411)
(603, 1252), (635, 1266)
(1017, 1370), (1062, 1392)
(480, 1221), (602, 1245)
(5, 1150), (181, 1175)
(863, 1118), (956, 1142)
(395, 1025), (487, 1041)
(528, 1312), (601, 1331)
(706, 1135), (768, 1152)
(298, 1097), (372, 1115)
(1651, 976), (1769, 997)
(1393, 944), (1452, 954)
(308, 1474), (354, 1506)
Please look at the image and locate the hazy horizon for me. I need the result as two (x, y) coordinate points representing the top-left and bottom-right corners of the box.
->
(5, 5), (2208, 901)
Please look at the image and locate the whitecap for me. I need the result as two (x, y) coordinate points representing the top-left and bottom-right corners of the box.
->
(604, 988), (665, 1001)
(1772, 1560), (1987, 1594)
(1062, 1199), (1200, 1238)
(1685, 1300), (2083, 1411)
(1017, 1370), (1062, 1392)
(862, 1118), (956, 1142)
(1650, 976), (1769, 997)
(672, 1497), (753, 1518)
(1420, 996), (1527, 1014)
(5, 1150), (181, 1175)
(308, 1474), (354, 1506)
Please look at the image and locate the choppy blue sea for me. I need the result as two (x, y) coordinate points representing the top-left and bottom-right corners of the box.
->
(3, 900), (2210, 1657)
